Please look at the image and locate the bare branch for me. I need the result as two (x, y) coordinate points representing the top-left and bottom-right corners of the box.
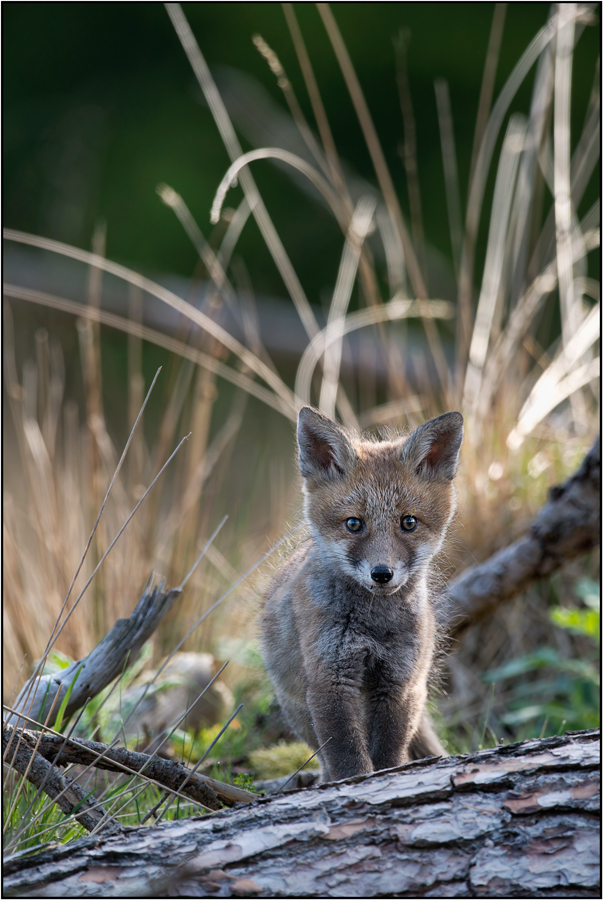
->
(6, 577), (181, 730)
(444, 435), (600, 632)
(3, 726), (122, 838)
(4, 726), (255, 812)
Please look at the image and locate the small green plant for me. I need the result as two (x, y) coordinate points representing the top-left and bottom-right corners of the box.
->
(550, 578), (600, 643)
(248, 741), (320, 781)
(483, 579), (600, 738)
(234, 772), (262, 794)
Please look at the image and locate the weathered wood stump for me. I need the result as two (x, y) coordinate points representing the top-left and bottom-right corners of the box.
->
(3, 729), (599, 898)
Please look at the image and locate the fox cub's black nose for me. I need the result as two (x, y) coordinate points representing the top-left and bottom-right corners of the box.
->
(371, 565), (394, 584)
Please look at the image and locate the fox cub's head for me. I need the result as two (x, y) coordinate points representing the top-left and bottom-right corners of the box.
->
(297, 407), (463, 594)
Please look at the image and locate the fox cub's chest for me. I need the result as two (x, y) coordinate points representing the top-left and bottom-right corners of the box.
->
(313, 601), (423, 683)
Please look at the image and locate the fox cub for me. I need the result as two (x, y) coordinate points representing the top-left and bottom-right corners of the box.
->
(261, 406), (463, 781)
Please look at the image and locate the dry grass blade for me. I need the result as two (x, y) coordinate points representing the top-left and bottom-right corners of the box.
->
(164, 2), (320, 342)
(435, 79), (464, 283)
(179, 516), (228, 591)
(210, 147), (343, 227)
(457, 7), (563, 377)
(3, 283), (296, 419)
(316, 3), (450, 400)
(295, 297), (453, 407)
(252, 32), (333, 183)
(508, 41), (555, 308)
(570, 64), (600, 202)
(156, 404), (246, 556)
(157, 184), (241, 321)
(554, 6), (581, 348)
(157, 185), (277, 392)
(394, 30), (424, 263)
(464, 114), (527, 418)
(507, 303), (600, 449)
(469, 3), (507, 188)
(319, 196), (376, 420)
(3, 230), (297, 414)
(8, 367), (163, 732)
(215, 196), (253, 271)
(376, 212), (404, 296)
(281, 3), (349, 198)
(279, 736), (332, 792)
(315, 4), (423, 299)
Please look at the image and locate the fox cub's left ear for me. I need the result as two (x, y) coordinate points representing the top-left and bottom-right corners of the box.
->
(297, 406), (357, 481)
(401, 411), (464, 482)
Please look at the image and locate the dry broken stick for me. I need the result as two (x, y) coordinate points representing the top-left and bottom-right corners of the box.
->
(6, 576), (181, 730)
(3, 725), (123, 838)
(3, 725), (256, 812)
(443, 435), (600, 632)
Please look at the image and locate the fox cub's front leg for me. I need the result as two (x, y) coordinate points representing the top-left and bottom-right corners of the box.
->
(367, 685), (426, 770)
(306, 663), (372, 781)
(364, 657), (428, 770)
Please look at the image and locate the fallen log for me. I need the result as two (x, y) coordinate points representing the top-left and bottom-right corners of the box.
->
(3, 729), (599, 898)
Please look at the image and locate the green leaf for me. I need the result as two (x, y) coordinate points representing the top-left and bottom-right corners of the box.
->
(550, 606), (600, 642)
(482, 647), (561, 682)
(575, 578), (601, 610)
(38, 650), (74, 677)
(500, 705), (546, 726)
(54, 665), (83, 733)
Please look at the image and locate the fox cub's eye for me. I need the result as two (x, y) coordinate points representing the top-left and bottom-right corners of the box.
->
(345, 517), (364, 533)
(401, 515), (417, 532)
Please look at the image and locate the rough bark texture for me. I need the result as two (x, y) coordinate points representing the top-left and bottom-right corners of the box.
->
(443, 435), (600, 632)
(6, 576), (181, 730)
(3, 729), (599, 899)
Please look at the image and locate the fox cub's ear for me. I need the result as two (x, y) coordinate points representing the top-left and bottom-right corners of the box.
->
(401, 411), (464, 482)
(297, 406), (357, 481)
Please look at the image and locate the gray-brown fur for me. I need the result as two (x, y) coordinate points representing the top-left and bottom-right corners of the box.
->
(261, 406), (463, 781)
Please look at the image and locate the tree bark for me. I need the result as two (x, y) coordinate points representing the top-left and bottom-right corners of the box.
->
(442, 435), (600, 632)
(3, 729), (599, 899)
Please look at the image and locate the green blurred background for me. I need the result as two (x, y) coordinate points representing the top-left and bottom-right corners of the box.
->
(4, 2), (599, 299)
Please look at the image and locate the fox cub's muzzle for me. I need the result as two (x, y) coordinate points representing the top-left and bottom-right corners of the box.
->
(370, 565), (394, 584)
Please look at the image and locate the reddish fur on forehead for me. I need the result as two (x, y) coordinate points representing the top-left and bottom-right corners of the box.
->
(305, 434), (455, 531)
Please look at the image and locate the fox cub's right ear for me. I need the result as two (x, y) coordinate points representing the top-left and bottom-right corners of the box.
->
(401, 411), (464, 482)
(297, 406), (357, 481)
